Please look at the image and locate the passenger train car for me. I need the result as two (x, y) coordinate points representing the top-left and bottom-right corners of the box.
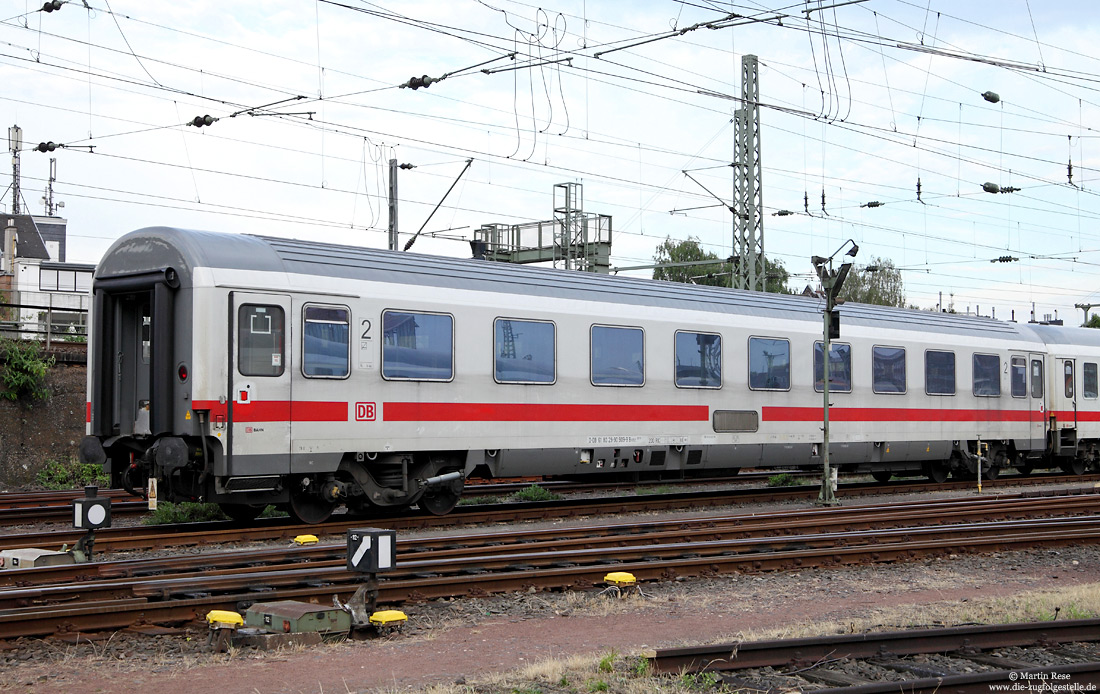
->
(79, 227), (1100, 523)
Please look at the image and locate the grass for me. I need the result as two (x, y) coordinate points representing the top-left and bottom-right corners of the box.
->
(377, 582), (1100, 694)
(459, 485), (563, 505)
(511, 484), (562, 503)
(597, 651), (616, 672)
(142, 501), (285, 524)
(35, 458), (109, 490)
(458, 495), (504, 506)
(143, 501), (230, 525)
(635, 485), (676, 496)
(766, 472), (800, 487)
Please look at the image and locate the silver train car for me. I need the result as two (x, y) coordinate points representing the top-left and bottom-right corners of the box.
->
(79, 227), (1100, 523)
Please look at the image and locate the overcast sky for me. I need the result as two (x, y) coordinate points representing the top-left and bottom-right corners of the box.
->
(3, 0), (1099, 323)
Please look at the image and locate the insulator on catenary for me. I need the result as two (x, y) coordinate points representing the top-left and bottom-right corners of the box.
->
(35, 141), (57, 152)
(190, 115), (215, 127)
(42, 0), (62, 12)
(981, 91), (1000, 104)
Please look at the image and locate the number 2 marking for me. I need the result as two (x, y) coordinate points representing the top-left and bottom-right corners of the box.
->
(361, 319), (372, 340)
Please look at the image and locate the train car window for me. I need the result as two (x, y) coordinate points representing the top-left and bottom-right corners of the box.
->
(1065, 361), (1074, 399)
(495, 318), (555, 384)
(872, 345), (906, 394)
(381, 310), (454, 381)
(591, 325), (644, 386)
(972, 354), (1001, 397)
(1010, 357), (1027, 397)
(140, 307), (151, 365)
(302, 305), (350, 379)
(1084, 363), (1098, 399)
(1031, 359), (1044, 399)
(813, 342), (852, 393)
(748, 337), (790, 391)
(675, 331), (722, 388)
(925, 350), (955, 395)
(238, 304), (285, 377)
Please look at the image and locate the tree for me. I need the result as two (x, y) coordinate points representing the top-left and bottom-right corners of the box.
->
(838, 256), (905, 307)
(1084, 314), (1100, 329)
(652, 236), (791, 293)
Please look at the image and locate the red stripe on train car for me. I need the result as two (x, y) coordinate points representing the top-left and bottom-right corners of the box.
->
(190, 400), (347, 423)
(290, 401), (348, 422)
(1052, 410), (1100, 422)
(86, 402), (91, 424)
(762, 406), (1044, 423)
(382, 402), (710, 422)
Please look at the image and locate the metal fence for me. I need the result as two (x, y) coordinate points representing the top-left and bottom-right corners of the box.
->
(0, 301), (88, 348)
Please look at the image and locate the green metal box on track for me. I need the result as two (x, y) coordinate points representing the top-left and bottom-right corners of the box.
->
(0, 548), (75, 569)
(244, 600), (351, 639)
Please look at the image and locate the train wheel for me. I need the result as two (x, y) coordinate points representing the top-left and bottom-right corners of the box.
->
(221, 503), (264, 522)
(924, 460), (950, 483)
(871, 470), (892, 483)
(289, 492), (336, 524)
(1061, 457), (1086, 476)
(1017, 463), (1033, 476)
(984, 465), (1000, 480)
(419, 487), (461, 516)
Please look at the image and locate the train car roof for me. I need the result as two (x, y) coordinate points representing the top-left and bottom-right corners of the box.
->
(98, 227), (1041, 343)
(1028, 323), (1100, 348)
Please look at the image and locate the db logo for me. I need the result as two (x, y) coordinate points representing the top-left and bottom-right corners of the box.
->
(355, 402), (376, 421)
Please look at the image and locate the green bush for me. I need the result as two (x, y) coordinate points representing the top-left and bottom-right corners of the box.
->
(512, 484), (562, 503)
(143, 501), (229, 525)
(35, 458), (109, 490)
(0, 338), (55, 403)
(766, 472), (799, 487)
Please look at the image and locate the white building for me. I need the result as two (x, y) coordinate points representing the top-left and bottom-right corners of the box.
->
(1, 215), (93, 342)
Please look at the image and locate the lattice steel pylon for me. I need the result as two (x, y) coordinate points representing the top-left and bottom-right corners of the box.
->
(733, 54), (764, 292)
(554, 182), (586, 271)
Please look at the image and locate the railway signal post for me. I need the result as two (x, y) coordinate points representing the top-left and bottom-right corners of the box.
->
(812, 240), (859, 506)
(71, 485), (111, 560)
(344, 528), (405, 632)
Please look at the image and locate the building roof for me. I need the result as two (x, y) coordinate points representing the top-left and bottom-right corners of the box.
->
(6, 215), (49, 260)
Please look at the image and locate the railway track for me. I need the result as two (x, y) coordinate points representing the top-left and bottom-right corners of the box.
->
(0, 475), (1093, 556)
(646, 619), (1100, 691)
(3, 470), (1091, 526)
(0, 470), (797, 524)
(0, 491), (1098, 640)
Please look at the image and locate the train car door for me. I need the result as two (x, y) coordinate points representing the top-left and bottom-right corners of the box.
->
(1050, 357), (1078, 459)
(1029, 352), (1047, 452)
(1055, 358), (1078, 427)
(228, 292), (292, 476)
(112, 293), (152, 436)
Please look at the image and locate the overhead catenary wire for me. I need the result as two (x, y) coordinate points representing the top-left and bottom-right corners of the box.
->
(8, 0), (1100, 321)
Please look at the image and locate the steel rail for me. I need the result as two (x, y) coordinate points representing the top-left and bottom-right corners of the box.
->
(646, 619), (1100, 693)
(5, 494), (1100, 590)
(0, 471), (1089, 527)
(7, 516), (1100, 609)
(0, 490), (1093, 594)
(3, 511), (1100, 638)
(0, 481), (1095, 556)
(4, 486), (1095, 567)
